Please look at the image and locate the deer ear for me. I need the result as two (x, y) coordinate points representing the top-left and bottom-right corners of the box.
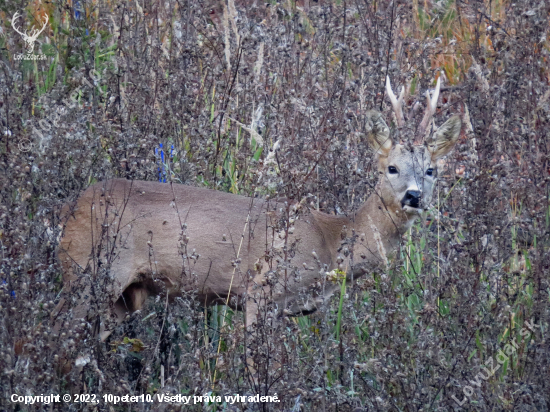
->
(427, 115), (461, 160)
(365, 110), (392, 156)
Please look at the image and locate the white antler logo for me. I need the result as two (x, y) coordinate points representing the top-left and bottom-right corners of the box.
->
(11, 11), (49, 54)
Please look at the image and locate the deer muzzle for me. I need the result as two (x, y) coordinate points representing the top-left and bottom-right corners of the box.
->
(401, 190), (422, 209)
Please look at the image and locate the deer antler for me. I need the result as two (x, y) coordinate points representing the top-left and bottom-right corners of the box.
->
(11, 12), (27, 38)
(11, 11), (48, 52)
(385, 76), (406, 127)
(27, 14), (49, 41)
(417, 76), (441, 143)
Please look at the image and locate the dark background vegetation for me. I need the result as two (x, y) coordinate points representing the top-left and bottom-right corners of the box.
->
(1, 0), (549, 410)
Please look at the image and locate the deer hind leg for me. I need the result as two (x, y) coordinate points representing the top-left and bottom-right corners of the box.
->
(245, 279), (275, 330)
(99, 283), (149, 341)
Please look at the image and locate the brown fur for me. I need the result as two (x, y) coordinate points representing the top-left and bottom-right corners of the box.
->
(54, 111), (461, 341)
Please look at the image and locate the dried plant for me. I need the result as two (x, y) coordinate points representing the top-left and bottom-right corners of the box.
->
(0, 0), (549, 411)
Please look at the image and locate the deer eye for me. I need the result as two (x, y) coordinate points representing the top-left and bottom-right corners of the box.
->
(388, 166), (398, 174)
(426, 168), (434, 176)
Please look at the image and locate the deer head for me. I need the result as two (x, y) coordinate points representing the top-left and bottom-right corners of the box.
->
(366, 82), (461, 220)
(11, 11), (49, 54)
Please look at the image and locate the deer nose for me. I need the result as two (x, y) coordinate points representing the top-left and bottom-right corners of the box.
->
(402, 190), (422, 208)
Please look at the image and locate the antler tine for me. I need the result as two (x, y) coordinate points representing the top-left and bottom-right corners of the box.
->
(385, 76), (405, 127)
(11, 12), (27, 37)
(29, 14), (49, 40)
(417, 76), (441, 143)
(40, 15), (49, 33)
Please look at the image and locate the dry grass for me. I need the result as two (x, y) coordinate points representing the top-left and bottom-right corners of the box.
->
(0, 0), (549, 410)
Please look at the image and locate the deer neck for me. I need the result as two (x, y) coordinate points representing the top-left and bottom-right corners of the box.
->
(351, 191), (418, 263)
(310, 191), (418, 273)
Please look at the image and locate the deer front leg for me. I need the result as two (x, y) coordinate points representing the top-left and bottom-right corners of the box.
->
(245, 282), (271, 330)
(244, 279), (283, 383)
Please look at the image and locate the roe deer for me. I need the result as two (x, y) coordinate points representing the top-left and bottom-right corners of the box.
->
(54, 78), (461, 343)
